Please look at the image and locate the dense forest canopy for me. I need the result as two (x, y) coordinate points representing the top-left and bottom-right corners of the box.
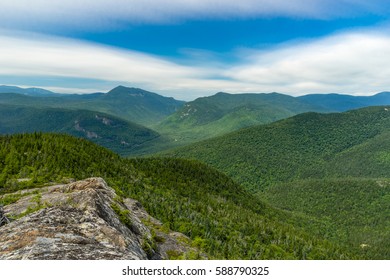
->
(0, 133), (358, 259)
(162, 106), (390, 259)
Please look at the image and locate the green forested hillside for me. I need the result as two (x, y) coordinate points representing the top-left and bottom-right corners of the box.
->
(155, 92), (326, 144)
(262, 178), (390, 259)
(162, 106), (390, 259)
(0, 86), (184, 126)
(324, 130), (390, 177)
(0, 104), (166, 156)
(165, 106), (390, 188)
(1, 88), (389, 259)
(0, 85), (60, 96)
(0, 133), (356, 260)
(298, 91), (390, 112)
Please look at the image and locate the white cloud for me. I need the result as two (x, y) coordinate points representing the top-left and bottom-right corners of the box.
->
(0, 31), (234, 99)
(225, 31), (390, 95)
(0, 33), (196, 81)
(1, 0), (389, 31)
(2, 29), (390, 99)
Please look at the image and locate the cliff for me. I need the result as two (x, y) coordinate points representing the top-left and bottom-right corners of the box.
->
(0, 178), (196, 260)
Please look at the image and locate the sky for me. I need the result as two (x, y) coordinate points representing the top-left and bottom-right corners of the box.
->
(1, 0), (390, 100)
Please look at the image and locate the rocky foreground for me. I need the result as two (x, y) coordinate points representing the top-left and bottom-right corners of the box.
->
(0, 178), (195, 260)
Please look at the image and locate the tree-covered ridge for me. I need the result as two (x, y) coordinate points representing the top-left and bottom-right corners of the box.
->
(297, 91), (390, 112)
(2, 86), (390, 156)
(154, 92), (327, 145)
(262, 178), (390, 259)
(0, 104), (169, 156)
(0, 85), (60, 96)
(165, 106), (390, 189)
(161, 106), (390, 259)
(0, 86), (184, 126)
(0, 133), (355, 259)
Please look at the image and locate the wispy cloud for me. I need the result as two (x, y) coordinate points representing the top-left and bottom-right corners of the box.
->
(226, 30), (390, 95)
(2, 29), (390, 99)
(0, 31), (232, 99)
(1, 0), (389, 32)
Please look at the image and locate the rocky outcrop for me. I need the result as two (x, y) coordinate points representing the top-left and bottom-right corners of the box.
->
(0, 178), (195, 260)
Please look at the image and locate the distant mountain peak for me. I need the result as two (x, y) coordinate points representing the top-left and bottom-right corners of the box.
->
(374, 91), (390, 97)
(0, 85), (58, 96)
(110, 85), (137, 91)
(107, 85), (150, 97)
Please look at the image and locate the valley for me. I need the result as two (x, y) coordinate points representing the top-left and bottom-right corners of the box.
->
(163, 106), (390, 259)
(0, 85), (184, 126)
(0, 104), (167, 156)
(0, 133), (353, 259)
(154, 92), (327, 144)
(0, 85), (389, 259)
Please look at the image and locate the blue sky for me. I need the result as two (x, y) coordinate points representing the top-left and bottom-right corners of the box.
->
(1, 0), (390, 100)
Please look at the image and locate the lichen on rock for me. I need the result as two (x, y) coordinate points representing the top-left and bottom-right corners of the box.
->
(0, 177), (196, 260)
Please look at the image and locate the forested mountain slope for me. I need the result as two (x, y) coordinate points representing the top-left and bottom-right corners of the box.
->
(262, 178), (390, 259)
(0, 86), (184, 126)
(155, 92), (327, 144)
(0, 85), (60, 96)
(0, 133), (355, 260)
(165, 106), (390, 188)
(298, 91), (390, 112)
(162, 106), (390, 259)
(0, 104), (165, 156)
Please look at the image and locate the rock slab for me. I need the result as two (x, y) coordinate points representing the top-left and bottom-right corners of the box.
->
(0, 177), (193, 260)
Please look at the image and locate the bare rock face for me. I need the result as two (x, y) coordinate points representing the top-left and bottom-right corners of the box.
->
(0, 178), (194, 260)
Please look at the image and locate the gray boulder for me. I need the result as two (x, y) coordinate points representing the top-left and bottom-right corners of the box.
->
(0, 177), (195, 260)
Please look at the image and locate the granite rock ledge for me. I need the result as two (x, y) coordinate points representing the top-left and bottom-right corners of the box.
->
(0, 177), (194, 260)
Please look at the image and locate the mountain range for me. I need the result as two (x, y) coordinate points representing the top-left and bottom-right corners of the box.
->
(0, 104), (165, 156)
(2, 85), (390, 154)
(0, 85), (61, 97)
(1, 85), (390, 259)
(298, 92), (390, 112)
(162, 106), (390, 259)
(0, 133), (353, 259)
(164, 106), (390, 186)
(0, 85), (184, 126)
(154, 92), (327, 144)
